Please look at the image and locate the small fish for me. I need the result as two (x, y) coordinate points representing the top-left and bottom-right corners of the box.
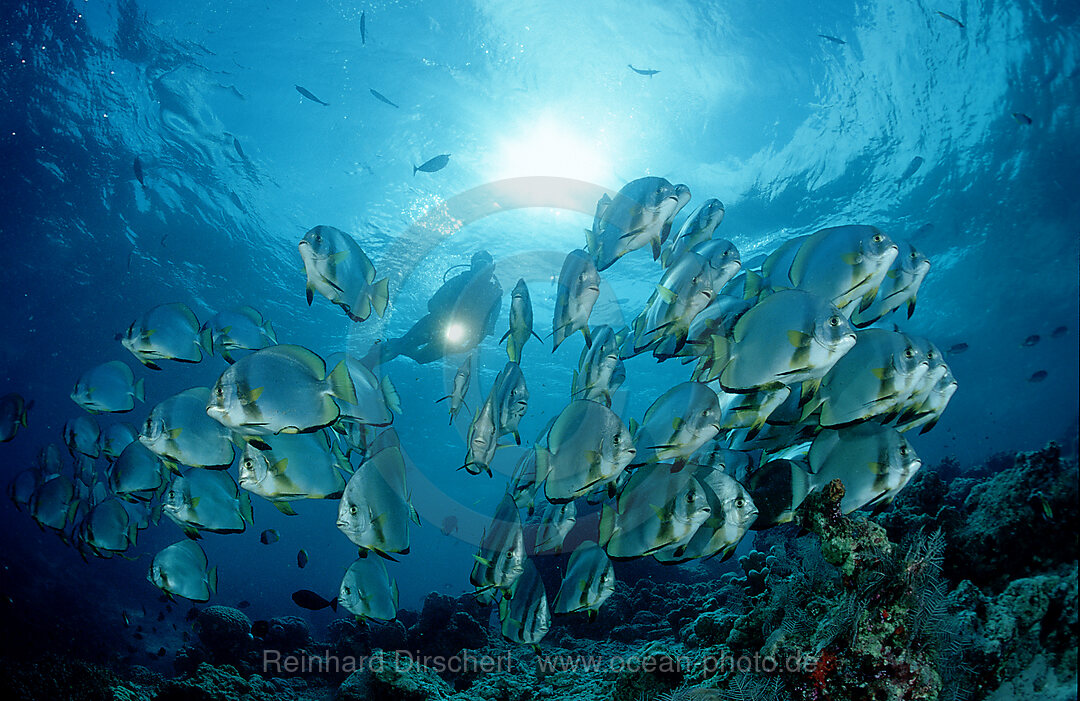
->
(1011, 112), (1032, 125)
(163, 468), (253, 536)
(534, 501), (576, 554)
(157, 648), (166, 658)
(71, 360), (145, 414)
(413, 154), (450, 175)
(808, 424), (922, 513)
(587, 177), (692, 270)
(299, 225), (389, 322)
(437, 355), (472, 424)
(1052, 325), (1067, 338)
(339, 557), (398, 621)
(337, 429), (418, 557)
(661, 199), (726, 268)
(202, 306), (277, 363)
(818, 34), (846, 44)
(552, 250), (601, 351)
(297, 549), (308, 568)
(291, 589), (337, 611)
(627, 64), (660, 76)
(441, 515), (458, 535)
(552, 541), (616, 617)
(232, 136), (246, 160)
(260, 529), (279, 545)
(236, 600), (251, 609)
(0, 393), (29, 443)
(207, 345), (358, 437)
(295, 85), (329, 106)
(360, 11), (366, 44)
(502, 279), (542, 363)
(935, 10), (965, 28)
(600, 464), (711, 559)
(898, 156), (924, 184)
(147, 540), (217, 602)
(539, 400), (636, 502)
(370, 89), (399, 108)
(141, 388), (234, 468)
(121, 303), (211, 369)
(1021, 334), (1040, 347)
(236, 429), (345, 505)
(630, 382), (724, 467)
(122, 611), (131, 627)
(470, 494), (526, 591)
(63, 415), (101, 459)
(946, 342), (968, 355)
(1028, 370), (1048, 383)
(133, 157), (145, 186)
(102, 422), (139, 461)
(498, 558), (550, 645)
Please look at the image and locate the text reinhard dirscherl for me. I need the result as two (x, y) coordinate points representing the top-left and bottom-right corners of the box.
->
(262, 649), (818, 675)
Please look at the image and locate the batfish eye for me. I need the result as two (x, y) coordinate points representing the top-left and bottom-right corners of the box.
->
(872, 233), (884, 243)
(343, 586), (350, 594)
(910, 250), (918, 258)
(905, 348), (915, 358)
(612, 434), (620, 444)
(505, 551), (514, 561)
(828, 316), (842, 327)
(685, 491), (696, 503)
(735, 498), (746, 508)
(242, 459), (253, 469)
(350, 505), (358, 515)
(214, 386), (224, 398)
(900, 445), (909, 456)
(701, 409), (710, 417)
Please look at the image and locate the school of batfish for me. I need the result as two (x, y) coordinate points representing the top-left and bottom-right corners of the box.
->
(7, 175), (954, 645)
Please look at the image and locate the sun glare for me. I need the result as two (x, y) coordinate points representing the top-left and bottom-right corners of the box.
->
(493, 115), (611, 183)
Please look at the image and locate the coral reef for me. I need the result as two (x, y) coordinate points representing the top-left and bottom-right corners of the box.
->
(405, 592), (490, 660)
(879, 443), (1079, 589)
(336, 650), (453, 701)
(194, 606), (253, 665)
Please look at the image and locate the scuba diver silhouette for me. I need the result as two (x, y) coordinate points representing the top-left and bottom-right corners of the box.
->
(365, 251), (502, 366)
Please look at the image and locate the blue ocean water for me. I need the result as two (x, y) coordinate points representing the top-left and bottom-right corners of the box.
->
(1, 0), (1078, 681)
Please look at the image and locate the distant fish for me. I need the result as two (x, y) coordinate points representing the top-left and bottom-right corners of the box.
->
(122, 611), (131, 627)
(297, 549), (309, 569)
(935, 10), (965, 28)
(627, 64), (660, 76)
(236, 600), (251, 609)
(291, 589), (337, 611)
(441, 515), (458, 536)
(1021, 334), (1040, 347)
(260, 529), (279, 545)
(360, 11), (366, 45)
(1051, 325), (1067, 338)
(1028, 370), (1048, 383)
(1011, 112), (1033, 125)
(369, 89), (399, 108)
(157, 648), (166, 657)
(413, 154), (450, 175)
(898, 156), (924, 184)
(133, 157), (146, 186)
(295, 85), (329, 106)
(946, 342), (968, 355)
(818, 34), (846, 44)
(232, 136), (246, 160)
